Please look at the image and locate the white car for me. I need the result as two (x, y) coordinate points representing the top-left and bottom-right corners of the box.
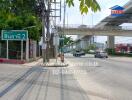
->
(95, 51), (108, 58)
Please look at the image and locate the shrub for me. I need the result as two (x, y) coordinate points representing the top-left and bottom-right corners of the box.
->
(105, 48), (115, 55)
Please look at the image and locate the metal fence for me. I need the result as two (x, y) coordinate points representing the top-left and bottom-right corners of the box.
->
(0, 41), (25, 60)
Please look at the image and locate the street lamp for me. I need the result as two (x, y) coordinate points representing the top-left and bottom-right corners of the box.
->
(21, 25), (36, 61)
(23, 26), (36, 30)
(91, 12), (95, 44)
(82, 14), (84, 25)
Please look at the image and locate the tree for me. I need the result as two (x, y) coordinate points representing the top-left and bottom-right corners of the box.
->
(88, 44), (96, 50)
(63, 36), (74, 46)
(0, 0), (42, 41)
(59, 36), (74, 47)
(66, 0), (101, 14)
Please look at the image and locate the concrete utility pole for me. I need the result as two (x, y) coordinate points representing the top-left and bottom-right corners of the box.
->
(45, 0), (51, 62)
(63, 0), (66, 31)
(59, 0), (66, 53)
(54, 0), (58, 62)
(51, 0), (61, 60)
(41, 0), (61, 63)
(42, 0), (46, 63)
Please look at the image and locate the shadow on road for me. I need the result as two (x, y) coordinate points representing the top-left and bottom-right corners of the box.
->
(0, 66), (47, 97)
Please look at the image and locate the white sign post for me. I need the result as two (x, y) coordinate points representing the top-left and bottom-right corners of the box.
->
(7, 40), (9, 59)
(21, 40), (23, 60)
(53, 34), (59, 62)
(1, 30), (28, 60)
(26, 39), (29, 61)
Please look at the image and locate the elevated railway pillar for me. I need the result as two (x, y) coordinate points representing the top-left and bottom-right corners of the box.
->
(107, 36), (115, 49)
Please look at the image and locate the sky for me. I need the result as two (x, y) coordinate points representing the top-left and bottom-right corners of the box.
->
(58, 0), (132, 44)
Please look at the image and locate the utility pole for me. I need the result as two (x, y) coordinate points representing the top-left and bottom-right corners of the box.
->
(42, 0), (46, 63)
(63, 0), (66, 31)
(54, 0), (58, 62)
(50, 0), (61, 60)
(41, 0), (61, 63)
(46, 0), (51, 62)
(67, 13), (68, 28)
(60, 0), (66, 53)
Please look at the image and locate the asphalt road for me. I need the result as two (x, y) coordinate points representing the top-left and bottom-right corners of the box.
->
(65, 54), (132, 100)
(0, 54), (131, 100)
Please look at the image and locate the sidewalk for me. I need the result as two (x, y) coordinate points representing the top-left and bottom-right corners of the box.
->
(0, 58), (68, 68)
(23, 58), (42, 67)
(40, 58), (68, 67)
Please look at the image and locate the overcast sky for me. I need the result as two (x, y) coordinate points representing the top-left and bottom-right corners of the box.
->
(59, 0), (132, 44)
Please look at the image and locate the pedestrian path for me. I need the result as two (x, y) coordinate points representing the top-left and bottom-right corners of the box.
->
(40, 58), (68, 67)
(23, 59), (42, 67)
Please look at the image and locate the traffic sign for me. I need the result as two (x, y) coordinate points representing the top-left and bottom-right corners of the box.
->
(53, 35), (59, 46)
(42, 43), (47, 49)
(1, 30), (28, 41)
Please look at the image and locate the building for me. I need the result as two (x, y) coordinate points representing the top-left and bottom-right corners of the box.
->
(94, 42), (105, 50)
(115, 43), (132, 53)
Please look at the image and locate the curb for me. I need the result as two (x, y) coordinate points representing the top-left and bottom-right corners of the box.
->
(23, 59), (42, 67)
(40, 63), (69, 67)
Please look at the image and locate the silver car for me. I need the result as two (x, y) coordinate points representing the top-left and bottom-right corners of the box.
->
(95, 51), (108, 58)
(73, 50), (85, 57)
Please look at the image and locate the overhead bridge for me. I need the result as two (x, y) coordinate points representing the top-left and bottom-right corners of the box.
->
(57, 25), (132, 36)
(56, 0), (132, 49)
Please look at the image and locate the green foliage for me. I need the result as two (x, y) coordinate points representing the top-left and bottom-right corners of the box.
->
(63, 36), (74, 46)
(106, 48), (132, 57)
(59, 36), (74, 50)
(0, 0), (42, 41)
(88, 44), (96, 50)
(6, 16), (23, 29)
(83, 44), (96, 54)
(106, 48), (115, 55)
(66, 0), (74, 7)
(112, 53), (132, 57)
(66, 0), (101, 14)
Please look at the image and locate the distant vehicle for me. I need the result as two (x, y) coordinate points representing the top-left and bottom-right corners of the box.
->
(89, 50), (95, 53)
(94, 51), (108, 58)
(73, 50), (85, 57)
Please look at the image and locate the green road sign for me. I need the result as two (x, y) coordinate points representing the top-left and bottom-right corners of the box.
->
(1, 30), (28, 41)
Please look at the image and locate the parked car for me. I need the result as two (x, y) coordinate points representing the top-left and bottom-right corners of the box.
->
(94, 51), (108, 58)
(73, 50), (85, 57)
(80, 51), (85, 56)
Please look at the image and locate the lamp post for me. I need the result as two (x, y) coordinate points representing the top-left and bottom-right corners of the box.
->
(82, 14), (84, 25)
(22, 26), (36, 61)
(23, 26), (36, 30)
(91, 12), (95, 44)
